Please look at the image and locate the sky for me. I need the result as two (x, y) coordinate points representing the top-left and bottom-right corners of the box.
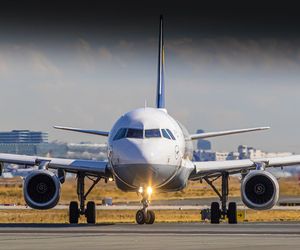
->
(1, 2), (300, 153)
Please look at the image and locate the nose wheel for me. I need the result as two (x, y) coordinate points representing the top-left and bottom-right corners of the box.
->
(135, 193), (155, 224)
(136, 209), (155, 224)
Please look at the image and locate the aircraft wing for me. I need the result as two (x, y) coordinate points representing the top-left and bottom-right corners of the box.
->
(189, 126), (270, 140)
(190, 155), (300, 179)
(0, 153), (110, 177)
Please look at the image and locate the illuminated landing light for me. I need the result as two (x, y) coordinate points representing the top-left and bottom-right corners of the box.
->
(138, 187), (144, 193)
(147, 186), (153, 196)
(108, 177), (113, 182)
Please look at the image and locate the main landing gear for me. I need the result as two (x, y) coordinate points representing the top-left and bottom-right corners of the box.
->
(69, 173), (101, 224)
(204, 172), (237, 224)
(135, 190), (155, 225)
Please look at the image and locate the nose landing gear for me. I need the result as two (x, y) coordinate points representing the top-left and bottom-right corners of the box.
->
(135, 190), (155, 224)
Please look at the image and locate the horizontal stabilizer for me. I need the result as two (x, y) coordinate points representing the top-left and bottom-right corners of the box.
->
(189, 126), (270, 140)
(54, 126), (109, 137)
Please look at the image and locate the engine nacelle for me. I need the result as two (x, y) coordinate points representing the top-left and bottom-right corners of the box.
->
(0, 162), (3, 176)
(23, 170), (61, 209)
(241, 170), (279, 210)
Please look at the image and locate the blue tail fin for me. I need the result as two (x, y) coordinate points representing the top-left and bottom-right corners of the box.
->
(156, 15), (165, 109)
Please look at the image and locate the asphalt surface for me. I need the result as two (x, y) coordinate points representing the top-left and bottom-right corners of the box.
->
(0, 222), (300, 250)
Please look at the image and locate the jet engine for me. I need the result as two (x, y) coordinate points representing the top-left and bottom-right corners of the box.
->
(23, 170), (61, 209)
(241, 170), (279, 210)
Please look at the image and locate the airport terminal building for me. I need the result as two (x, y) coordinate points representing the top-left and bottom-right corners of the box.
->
(0, 130), (48, 155)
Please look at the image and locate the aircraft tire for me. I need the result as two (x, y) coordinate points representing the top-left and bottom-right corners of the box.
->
(145, 210), (155, 224)
(69, 201), (79, 224)
(86, 201), (96, 224)
(227, 202), (237, 224)
(210, 202), (220, 224)
(136, 209), (146, 224)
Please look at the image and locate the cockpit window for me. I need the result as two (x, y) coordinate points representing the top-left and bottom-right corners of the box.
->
(162, 129), (171, 139)
(113, 128), (127, 141)
(166, 129), (176, 140)
(145, 129), (161, 138)
(126, 128), (143, 138)
(113, 128), (174, 140)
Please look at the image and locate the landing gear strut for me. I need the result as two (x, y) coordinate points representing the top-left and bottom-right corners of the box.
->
(136, 191), (155, 224)
(69, 172), (101, 224)
(204, 172), (237, 224)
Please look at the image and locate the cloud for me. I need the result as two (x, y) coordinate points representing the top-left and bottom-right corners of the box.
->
(0, 44), (62, 78)
(0, 53), (8, 74)
(29, 49), (61, 76)
(118, 40), (134, 49)
(76, 38), (91, 52)
(72, 38), (133, 70)
(167, 37), (300, 75)
(98, 47), (113, 61)
(74, 38), (95, 71)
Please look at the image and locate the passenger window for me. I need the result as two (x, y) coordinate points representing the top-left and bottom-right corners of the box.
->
(162, 129), (171, 139)
(113, 128), (127, 141)
(126, 128), (143, 138)
(145, 129), (161, 138)
(166, 129), (176, 140)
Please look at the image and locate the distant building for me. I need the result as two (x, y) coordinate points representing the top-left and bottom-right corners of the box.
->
(193, 129), (213, 161)
(0, 130), (48, 155)
(0, 130), (47, 144)
(226, 151), (240, 160)
(193, 144), (293, 162)
(193, 150), (215, 161)
(196, 129), (211, 150)
(238, 145), (292, 160)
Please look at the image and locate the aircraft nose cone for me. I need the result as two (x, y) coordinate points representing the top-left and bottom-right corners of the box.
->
(111, 139), (178, 188)
(113, 139), (165, 165)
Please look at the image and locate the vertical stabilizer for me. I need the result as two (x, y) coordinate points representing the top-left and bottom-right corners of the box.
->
(156, 15), (165, 109)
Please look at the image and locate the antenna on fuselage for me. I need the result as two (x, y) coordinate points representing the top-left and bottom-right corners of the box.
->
(156, 15), (166, 109)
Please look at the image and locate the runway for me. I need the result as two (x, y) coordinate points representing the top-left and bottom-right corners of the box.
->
(0, 223), (300, 250)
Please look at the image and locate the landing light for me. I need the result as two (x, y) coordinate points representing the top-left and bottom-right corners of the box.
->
(138, 187), (143, 193)
(147, 186), (153, 195)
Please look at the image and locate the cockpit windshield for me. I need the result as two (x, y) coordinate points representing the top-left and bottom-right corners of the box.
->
(113, 128), (127, 141)
(113, 128), (176, 141)
(126, 128), (143, 138)
(145, 129), (161, 138)
(161, 129), (171, 139)
(166, 129), (176, 140)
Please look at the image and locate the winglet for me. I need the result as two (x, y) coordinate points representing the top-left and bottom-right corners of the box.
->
(156, 15), (165, 109)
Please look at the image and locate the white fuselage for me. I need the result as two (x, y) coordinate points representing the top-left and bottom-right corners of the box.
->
(107, 107), (194, 192)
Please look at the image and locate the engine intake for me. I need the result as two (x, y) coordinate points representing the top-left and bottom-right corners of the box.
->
(241, 170), (279, 210)
(24, 170), (61, 209)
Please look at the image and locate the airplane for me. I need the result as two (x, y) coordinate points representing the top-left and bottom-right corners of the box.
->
(1, 15), (300, 224)
(1, 164), (33, 178)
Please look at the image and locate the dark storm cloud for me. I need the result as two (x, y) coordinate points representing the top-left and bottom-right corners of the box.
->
(1, 1), (300, 42)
